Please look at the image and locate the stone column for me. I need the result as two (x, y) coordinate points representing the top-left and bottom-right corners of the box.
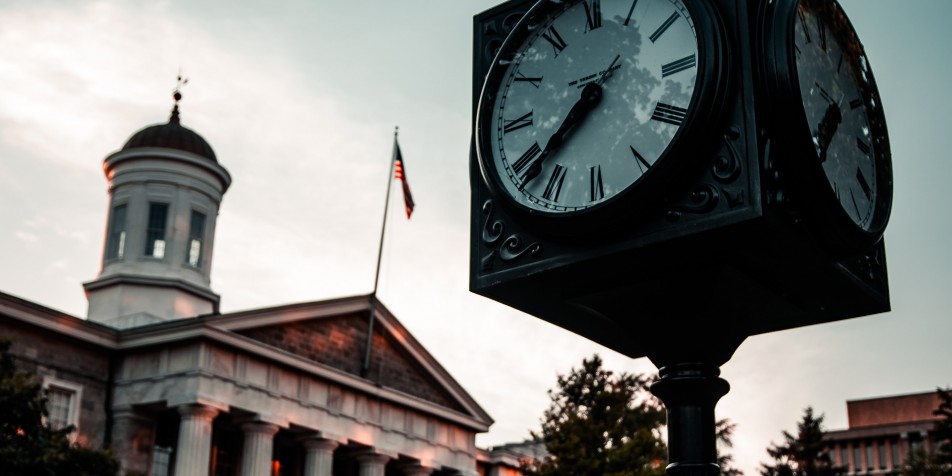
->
(173, 404), (219, 476)
(111, 409), (154, 476)
(302, 438), (338, 476)
(239, 421), (281, 476)
(355, 451), (391, 476)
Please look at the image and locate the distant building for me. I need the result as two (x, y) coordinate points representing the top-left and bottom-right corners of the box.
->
(477, 440), (547, 476)
(0, 96), (518, 476)
(824, 391), (943, 475)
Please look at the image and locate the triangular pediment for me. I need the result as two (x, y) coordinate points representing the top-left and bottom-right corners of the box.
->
(207, 295), (491, 425)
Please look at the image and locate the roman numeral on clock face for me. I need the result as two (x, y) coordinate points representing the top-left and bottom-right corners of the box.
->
(514, 72), (542, 88)
(649, 12), (680, 43)
(590, 165), (604, 201)
(856, 137), (872, 156)
(543, 164), (566, 202)
(798, 9), (811, 43)
(511, 142), (541, 175)
(630, 146), (651, 173)
(624, 0), (639, 26)
(651, 103), (687, 126)
(662, 54), (696, 77)
(541, 26), (568, 56)
(504, 110), (533, 134)
(856, 167), (872, 199)
(583, 0), (602, 32)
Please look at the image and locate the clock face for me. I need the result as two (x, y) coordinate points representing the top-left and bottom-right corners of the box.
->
(478, 0), (702, 215)
(793, 0), (883, 231)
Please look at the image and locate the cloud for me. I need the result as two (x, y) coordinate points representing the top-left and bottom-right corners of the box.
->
(15, 231), (38, 243)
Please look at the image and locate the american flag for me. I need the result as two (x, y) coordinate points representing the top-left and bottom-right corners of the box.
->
(394, 142), (415, 219)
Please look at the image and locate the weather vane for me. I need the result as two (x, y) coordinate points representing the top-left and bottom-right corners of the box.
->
(173, 73), (189, 103)
(170, 73), (189, 123)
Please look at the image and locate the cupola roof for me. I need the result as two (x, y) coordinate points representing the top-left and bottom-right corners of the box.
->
(121, 84), (217, 162)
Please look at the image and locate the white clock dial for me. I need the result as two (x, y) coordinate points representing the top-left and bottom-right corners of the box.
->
(487, 0), (699, 214)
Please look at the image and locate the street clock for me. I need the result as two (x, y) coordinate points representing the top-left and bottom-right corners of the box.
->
(470, 0), (891, 362)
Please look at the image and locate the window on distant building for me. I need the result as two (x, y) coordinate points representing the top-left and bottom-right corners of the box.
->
(879, 440), (886, 469)
(866, 442), (874, 472)
(891, 440), (900, 469)
(42, 378), (82, 441)
(145, 202), (169, 258)
(841, 445), (849, 471)
(854, 445), (862, 473)
(185, 210), (206, 267)
(152, 446), (172, 476)
(105, 204), (127, 260)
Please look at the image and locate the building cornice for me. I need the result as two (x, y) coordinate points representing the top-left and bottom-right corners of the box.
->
(104, 147), (231, 192)
(117, 322), (491, 432)
(83, 274), (220, 306)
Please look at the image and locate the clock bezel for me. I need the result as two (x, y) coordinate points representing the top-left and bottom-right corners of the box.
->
(474, 0), (730, 231)
(759, 0), (893, 254)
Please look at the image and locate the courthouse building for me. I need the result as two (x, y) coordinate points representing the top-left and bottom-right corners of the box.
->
(824, 391), (944, 475)
(0, 99), (523, 476)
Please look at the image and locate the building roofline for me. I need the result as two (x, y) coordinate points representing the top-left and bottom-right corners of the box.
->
(0, 290), (118, 348)
(846, 389), (944, 404)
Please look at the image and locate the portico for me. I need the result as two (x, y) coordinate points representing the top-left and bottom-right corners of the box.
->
(108, 297), (490, 476)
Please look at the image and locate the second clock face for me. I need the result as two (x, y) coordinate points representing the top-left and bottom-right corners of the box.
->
(794, 0), (879, 231)
(483, 0), (701, 215)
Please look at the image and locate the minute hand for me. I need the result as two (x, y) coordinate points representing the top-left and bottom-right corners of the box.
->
(520, 81), (603, 189)
(520, 54), (620, 189)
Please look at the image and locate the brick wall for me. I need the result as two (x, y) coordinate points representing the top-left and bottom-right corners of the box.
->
(0, 319), (112, 448)
(237, 313), (465, 412)
(847, 391), (942, 428)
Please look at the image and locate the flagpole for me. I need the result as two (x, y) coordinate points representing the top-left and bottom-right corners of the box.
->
(362, 126), (399, 377)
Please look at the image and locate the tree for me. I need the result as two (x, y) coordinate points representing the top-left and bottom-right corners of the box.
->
(903, 387), (952, 476)
(902, 448), (945, 476)
(0, 340), (118, 476)
(525, 354), (667, 476)
(760, 407), (844, 476)
(717, 418), (744, 476)
(933, 387), (952, 472)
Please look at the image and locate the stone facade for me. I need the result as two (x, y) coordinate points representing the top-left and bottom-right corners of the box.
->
(0, 291), (494, 476)
(0, 294), (114, 448)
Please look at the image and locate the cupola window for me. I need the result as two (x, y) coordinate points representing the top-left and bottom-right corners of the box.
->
(186, 210), (206, 267)
(145, 202), (169, 258)
(105, 204), (127, 260)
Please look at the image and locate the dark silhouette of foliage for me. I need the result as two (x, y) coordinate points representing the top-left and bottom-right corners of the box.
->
(717, 418), (744, 476)
(934, 387), (952, 471)
(524, 354), (667, 476)
(760, 407), (844, 476)
(904, 387), (952, 476)
(0, 340), (118, 476)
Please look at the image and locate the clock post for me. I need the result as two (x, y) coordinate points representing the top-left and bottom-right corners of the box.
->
(471, 0), (892, 475)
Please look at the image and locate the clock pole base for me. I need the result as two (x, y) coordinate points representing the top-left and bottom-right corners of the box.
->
(649, 362), (731, 476)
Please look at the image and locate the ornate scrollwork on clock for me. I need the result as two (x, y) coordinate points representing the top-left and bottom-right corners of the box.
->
(480, 199), (543, 271)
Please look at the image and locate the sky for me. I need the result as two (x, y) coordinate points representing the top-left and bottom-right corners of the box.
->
(1, 1), (950, 475)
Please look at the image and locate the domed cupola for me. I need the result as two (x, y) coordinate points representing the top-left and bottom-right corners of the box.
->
(122, 97), (218, 162)
(84, 84), (231, 329)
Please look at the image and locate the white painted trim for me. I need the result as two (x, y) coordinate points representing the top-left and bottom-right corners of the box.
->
(42, 376), (84, 442)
